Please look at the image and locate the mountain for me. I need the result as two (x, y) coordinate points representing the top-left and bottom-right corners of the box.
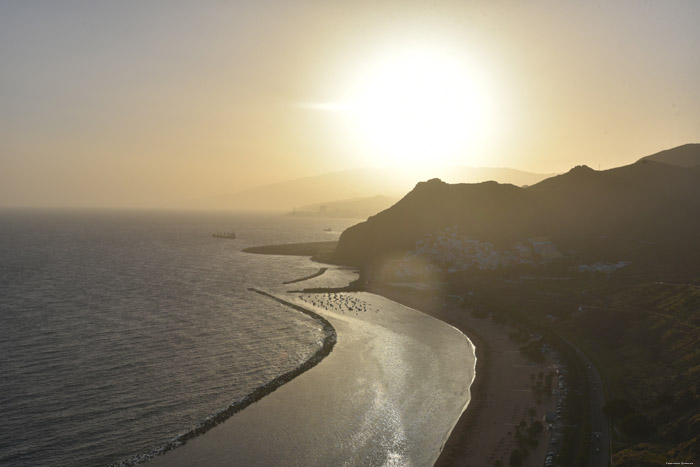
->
(331, 146), (700, 466)
(334, 179), (526, 265)
(639, 143), (700, 168)
(441, 166), (557, 187)
(334, 147), (700, 269)
(179, 166), (555, 212)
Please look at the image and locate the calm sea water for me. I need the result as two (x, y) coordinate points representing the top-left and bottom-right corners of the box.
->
(0, 210), (359, 466)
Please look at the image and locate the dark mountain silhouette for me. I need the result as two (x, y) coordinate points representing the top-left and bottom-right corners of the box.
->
(330, 146), (700, 467)
(334, 179), (531, 266)
(639, 143), (700, 168)
(334, 145), (700, 269)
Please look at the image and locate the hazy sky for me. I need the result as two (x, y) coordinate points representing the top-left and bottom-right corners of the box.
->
(2, 1), (699, 208)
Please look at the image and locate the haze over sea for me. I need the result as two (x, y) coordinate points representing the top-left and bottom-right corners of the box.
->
(0, 210), (359, 466)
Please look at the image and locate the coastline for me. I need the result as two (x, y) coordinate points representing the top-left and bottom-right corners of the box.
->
(275, 259), (480, 464)
(369, 284), (556, 467)
(146, 253), (473, 466)
(367, 285), (487, 466)
(282, 267), (328, 284)
(244, 242), (485, 464)
(241, 241), (337, 259)
(118, 288), (337, 466)
(267, 241), (547, 465)
(241, 242), (554, 466)
(145, 239), (553, 466)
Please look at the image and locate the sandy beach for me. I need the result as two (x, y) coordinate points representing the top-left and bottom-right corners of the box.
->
(144, 251), (556, 467)
(370, 285), (557, 467)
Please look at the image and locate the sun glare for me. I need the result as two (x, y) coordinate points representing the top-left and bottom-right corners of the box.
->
(335, 46), (495, 168)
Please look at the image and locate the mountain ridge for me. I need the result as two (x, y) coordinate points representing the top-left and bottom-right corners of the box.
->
(330, 144), (700, 465)
(638, 143), (700, 168)
(334, 145), (700, 268)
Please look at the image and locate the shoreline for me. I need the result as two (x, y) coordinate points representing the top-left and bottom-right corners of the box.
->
(146, 252), (473, 466)
(121, 288), (337, 466)
(240, 242), (485, 464)
(282, 267), (328, 284)
(145, 242), (547, 466)
(369, 284), (556, 467)
(241, 241), (338, 260)
(239, 242), (554, 465)
(367, 285), (488, 466)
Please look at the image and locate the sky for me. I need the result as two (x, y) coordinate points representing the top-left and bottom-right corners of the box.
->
(1, 1), (699, 208)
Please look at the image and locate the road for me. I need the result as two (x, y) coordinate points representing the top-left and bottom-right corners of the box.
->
(566, 341), (611, 467)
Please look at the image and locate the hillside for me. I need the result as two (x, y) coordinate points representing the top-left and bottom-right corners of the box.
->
(639, 143), (700, 168)
(334, 179), (529, 265)
(331, 144), (700, 465)
(572, 282), (700, 465)
(334, 145), (700, 270)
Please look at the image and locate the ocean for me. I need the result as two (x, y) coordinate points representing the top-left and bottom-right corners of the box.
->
(0, 210), (359, 466)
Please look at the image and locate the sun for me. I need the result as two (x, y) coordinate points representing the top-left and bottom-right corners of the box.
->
(335, 46), (495, 168)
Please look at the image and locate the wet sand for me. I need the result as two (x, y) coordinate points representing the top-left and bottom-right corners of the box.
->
(147, 268), (474, 466)
(370, 285), (556, 467)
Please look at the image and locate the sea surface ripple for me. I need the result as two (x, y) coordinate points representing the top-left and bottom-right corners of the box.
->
(0, 210), (358, 466)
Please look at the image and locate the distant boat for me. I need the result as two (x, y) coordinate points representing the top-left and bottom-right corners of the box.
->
(212, 231), (236, 239)
(323, 228), (332, 232)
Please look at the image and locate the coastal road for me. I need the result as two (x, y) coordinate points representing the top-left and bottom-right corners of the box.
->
(564, 340), (611, 467)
